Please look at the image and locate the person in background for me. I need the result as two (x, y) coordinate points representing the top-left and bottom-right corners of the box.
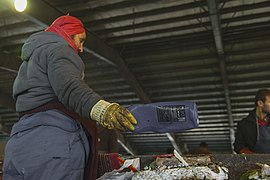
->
(98, 124), (119, 153)
(3, 15), (137, 180)
(194, 141), (212, 154)
(166, 147), (174, 154)
(234, 89), (270, 154)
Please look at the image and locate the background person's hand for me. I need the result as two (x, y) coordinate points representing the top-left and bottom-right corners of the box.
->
(239, 147), (253, 154)
(90, 100), (137, 131)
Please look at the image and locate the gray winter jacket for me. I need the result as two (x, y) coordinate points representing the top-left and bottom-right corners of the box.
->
(13, 31), (102, 118)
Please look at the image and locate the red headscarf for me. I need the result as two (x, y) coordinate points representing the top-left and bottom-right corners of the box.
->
(45, 15), (85, 53)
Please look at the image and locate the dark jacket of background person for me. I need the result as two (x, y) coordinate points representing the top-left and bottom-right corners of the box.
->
(234, 88), (270, 154)
(234, 109), (258, 153)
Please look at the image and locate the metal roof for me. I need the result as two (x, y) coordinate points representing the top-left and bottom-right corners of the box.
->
(0, 0), (270, 155)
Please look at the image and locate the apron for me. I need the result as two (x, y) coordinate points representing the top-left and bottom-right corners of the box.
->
(252, 123), (270, 153)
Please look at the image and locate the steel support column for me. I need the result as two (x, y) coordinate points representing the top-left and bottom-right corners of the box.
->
(207, 0), (235, 152)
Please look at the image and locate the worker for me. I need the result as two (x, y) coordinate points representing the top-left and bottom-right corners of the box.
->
(2, 15), (137, 180)
(234, 89), (270, 154)
(193, 141), (212, 154)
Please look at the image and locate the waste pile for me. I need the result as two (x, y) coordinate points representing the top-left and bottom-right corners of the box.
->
(98, 153), (229, 180)
(132, 155), (228, 180)
(240, 163), (270, 180)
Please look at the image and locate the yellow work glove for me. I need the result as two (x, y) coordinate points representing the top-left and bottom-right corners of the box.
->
(90, 100), (137, 131)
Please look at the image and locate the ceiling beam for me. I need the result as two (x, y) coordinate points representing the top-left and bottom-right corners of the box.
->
(70, 0), (158, 17)
(83, 1), (207, 27)
(207, 1), (224, 54)
(94, 1), (270, 34)
(207, 0), (234, 152)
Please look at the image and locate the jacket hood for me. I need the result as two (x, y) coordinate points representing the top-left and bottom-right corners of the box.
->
(21, 31), (69, 61)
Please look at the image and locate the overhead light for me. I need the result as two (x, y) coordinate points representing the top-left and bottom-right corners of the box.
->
(14, 0), (27, 12)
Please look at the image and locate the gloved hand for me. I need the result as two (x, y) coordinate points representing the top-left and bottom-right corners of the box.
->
(239, 147), (253, 154)
(90, 100), (137, 131)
